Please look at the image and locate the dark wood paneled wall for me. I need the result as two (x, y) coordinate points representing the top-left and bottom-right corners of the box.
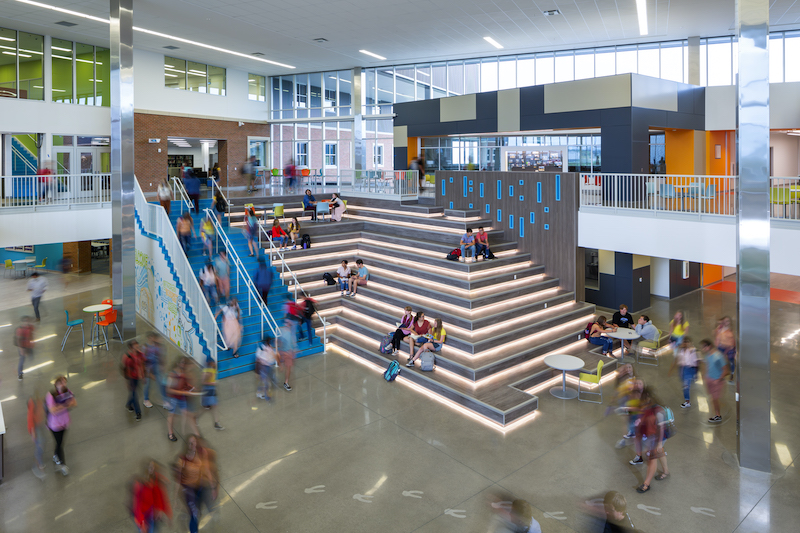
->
(436, 171), (578, 293)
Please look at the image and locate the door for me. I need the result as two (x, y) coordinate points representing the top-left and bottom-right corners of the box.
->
(77, 147), (110, 201)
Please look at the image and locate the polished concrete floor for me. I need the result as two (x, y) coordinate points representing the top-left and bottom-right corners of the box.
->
(0, 285), (797, 532)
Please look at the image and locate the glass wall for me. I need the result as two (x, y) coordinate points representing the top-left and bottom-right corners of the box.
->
(649, 133), (666, 174)
(0, 27), (44, 100)
(271, 70), (352, 120)
(50, 39), (109, 106)
(249, 74), (266, 101)
(270, 121), (353, 176)
(164, 56), (226, 96)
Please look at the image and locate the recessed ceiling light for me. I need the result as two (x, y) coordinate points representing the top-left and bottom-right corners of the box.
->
(251, 52), (264, 56)
(635, 0), (648, 36)
(55, 20), (78, 27)
(484, 36), (504, 50)
(313, 38), (328, 43)
(14, 0), (295, 69)
(163, 45), (179, 50)
(543, 9), (561, 17)
(359, 49), (386, 61)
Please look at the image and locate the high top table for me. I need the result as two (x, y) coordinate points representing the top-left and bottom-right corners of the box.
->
(544, 354), (585, 399)
(84, 303), (112, 350)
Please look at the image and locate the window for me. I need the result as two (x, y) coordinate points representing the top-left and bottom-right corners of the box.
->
(295, 142), (308, 166)
(49, 38), (107, 106)
(51, 38), (73, 102)
(554, 51), (574, 82)
(374, 144), (384, 166)
(324, 142), (337, 167)
(248, 74), (266, 101)
(707, 36), (732, 86)
(0, 27), (44, 101)
(164, 56), (225, 95)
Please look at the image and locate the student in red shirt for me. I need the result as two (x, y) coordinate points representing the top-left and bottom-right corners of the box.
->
(15, 316), (34, 381)
(132, 460), (172, 532)
(407, 311), (431, 361)
(270, 219), (289, 250)
(124, 340), (145, 421)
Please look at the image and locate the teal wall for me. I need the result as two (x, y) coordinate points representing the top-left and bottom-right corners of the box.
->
(0, 243), (63, 271)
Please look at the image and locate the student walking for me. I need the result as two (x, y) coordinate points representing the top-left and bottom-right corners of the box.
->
(200, 215), (215, 257)
(253, 258), (273, 305)
(15, 316), (34, 380)
(143, 332), (167, 410)
(132, 460), (172, 533)
(201, 360), (224, 431)
(668, 310), (689, 348)
(214, 250), (230, 304)
(27, 272), (48, 321)
(669, 336), (699, 408)
(199, 263), (218, 307)
(279, 317), (298, 391)
(700, 339), (729, 423)
(220, 298), (242, 358)
(158, 178), (172, 216)
(714, 316), (737, 381)
(245, 207), (259, 257)
(174, 435), (214, 533)
(298, 295), (317, 343)
(124, 340), (145, 421)
(28, 390), (46, 479)
(635, 387), (671, 493)
(166, 357), (200, 442)
(255, 336), (276, 400)
(46, 375), (76, 475)
(177, 213), (195, 255)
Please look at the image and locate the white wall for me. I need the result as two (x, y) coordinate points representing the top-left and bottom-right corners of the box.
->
(650, 257), (670, 297)
(707, 82), (800, 132)
(133, 49), (269, 123)
(770, 132), (800, 177)
(0, 207), (111, 248)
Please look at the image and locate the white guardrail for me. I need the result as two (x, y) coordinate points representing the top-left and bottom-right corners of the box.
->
(580, 174), (800, 220)
(203, 207), (281, 341)
(135, 180), (225, 361)
(1, 173), (111, 209)
(257, 223), (328, 352)
(340, 170), (418, 200)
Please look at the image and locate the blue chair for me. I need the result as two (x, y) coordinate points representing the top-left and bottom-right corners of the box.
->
(699, 184), (717, 213)
(61, 310), (85, 352)
(659, 184), (677, 210)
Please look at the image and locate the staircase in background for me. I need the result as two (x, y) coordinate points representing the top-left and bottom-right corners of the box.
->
(11, 137), (38, 176)
(166, 198), (324, 378)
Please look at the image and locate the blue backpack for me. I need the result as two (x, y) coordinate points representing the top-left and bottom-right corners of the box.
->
(379, 333), (394, 355)
(384, 360), (400, 382)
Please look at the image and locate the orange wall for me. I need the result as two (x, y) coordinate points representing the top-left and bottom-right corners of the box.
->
(706, 131), (734, 175)
(665, 129), (696, 174)
(407, 137), (419, 167)
(702, 264), (724, 286)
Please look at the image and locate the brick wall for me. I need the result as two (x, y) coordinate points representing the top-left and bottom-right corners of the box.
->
(134, 113), (269, 193)
(63, 241), (93, 273)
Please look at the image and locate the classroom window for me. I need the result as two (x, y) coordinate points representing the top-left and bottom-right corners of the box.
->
(248, 74), (266, 101)
(324, 142), (337, 167)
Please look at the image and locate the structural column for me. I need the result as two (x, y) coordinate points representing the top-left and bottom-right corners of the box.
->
(110, 0), (136, 338)
(736, 0), (771, 472)
(352, 67), (366, 173)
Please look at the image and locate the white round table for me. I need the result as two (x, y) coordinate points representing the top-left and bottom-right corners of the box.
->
(12, 258), (35, 278)
(604, 328), (640, 361)
(544, 354), (585, 400)
(83, 304), (112, 349)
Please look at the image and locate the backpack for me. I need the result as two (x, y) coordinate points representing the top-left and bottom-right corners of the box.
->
(584, 322), (595, 340)
(303, 299), (316, 319)
(384, 360), (401, 382)
(446, 248), (461, 261)
(379, 333), (394, 354)
(301, 234), (311, 249)
(419, 352), (435, 371)
(660, 405), (676, 440)
(322, 272), (335, 286)
(484, 249), (495, 260)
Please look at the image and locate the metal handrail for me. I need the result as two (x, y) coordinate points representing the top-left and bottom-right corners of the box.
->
(134, 181), (226, 362)
(257, 223), (328, 351)
(0, 173), (112, 208)
(203, 208), (281, 341)
(171, 177), (193, 213)
(210, 176), (230, 218)
(11, 145), (38, 175)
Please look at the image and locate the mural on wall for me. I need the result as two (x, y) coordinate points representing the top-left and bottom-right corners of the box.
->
(134, 240), (198, 360)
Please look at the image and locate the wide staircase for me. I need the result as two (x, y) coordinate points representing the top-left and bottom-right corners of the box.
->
(164, 197), (324, 378)
(227, 195), (616, 427)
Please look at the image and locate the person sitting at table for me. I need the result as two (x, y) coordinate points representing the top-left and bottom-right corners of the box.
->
(612, 304), (635, 329)
(588, 316), (617, 356)
(625, 315), (659, 355)
(303, 189), (317, 221)
(330, 193), (345, 222)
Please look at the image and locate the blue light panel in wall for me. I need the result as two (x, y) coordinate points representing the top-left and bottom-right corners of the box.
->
(544, 223), (549, 230)
(509, 214), (514, 229)
(519, 196), (524, 201)
(544, 207), (549, 213)
(479, 183), (484, 197)
(450, 201), (454, 209)
(555, 175), (561, 201)
(441, 179), (446, 196)
(469, 180), (473, 186)
(469, 203), (473, 209)
(469, 187), (473, 192)
(497, 209), (502, 222)
(530, 212), (535, 224)
(497, 180), (502, 200)
(509, 185), (514, 197)
(519, 217), (524, 238)
(449, 177), (454, 182)
(463, 176), (468, 197)
(537, 182), (542, 203)
(519, 180), (524, 186)
(486, 204), (490, 213)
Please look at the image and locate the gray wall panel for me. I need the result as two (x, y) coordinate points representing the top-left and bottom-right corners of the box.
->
(476, 92), (498, 120)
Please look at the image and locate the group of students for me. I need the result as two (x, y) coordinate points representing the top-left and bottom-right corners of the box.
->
(587, 304), (659, 357)
(335, 258), (370, 297)
(303, 189), (346, 222)
(388, 307), (447, 369)
(458, 227), (493, 262)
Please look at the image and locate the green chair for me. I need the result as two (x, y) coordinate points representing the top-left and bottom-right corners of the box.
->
(578, 360), (604, 403)
(4, 259), (13, 278)
(34, 257), (47, 272)
(770, 188), (794, 218)
(636, 328), (662, 366)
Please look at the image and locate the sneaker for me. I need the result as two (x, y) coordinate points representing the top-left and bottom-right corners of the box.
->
(629, 455), (644, 465)
(143, 400), (153, 408)
(406, 361), (415, 367)
(60, 465), (69, 476)
(623, 432), (635, 439)
(214, 423), (225, 431)
(32, 466), (46, 480)
(53, 454), (61, 465)
(135, 414), (142, 421)
(18, 374), (23, 381)
(459, 257), (464, 263)
(168, 433), (178, 442)
(709, 415), (722, 423)
(349, 293), (355, 298)
(126, 406), (134, 413)
(292, 245), (297, 250)
(283, 382), (292, 392)
(256, 393), (266, 399)
(341, 291), (345, 296)
(681, 401), (691, 409)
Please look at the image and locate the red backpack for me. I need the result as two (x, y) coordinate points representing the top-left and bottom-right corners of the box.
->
(584, 322), (596, 340)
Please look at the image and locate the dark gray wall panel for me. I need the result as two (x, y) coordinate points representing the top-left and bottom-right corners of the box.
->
(394, 147), (408, 169)
(519, 86), (545, 116)
(632, 265), (651, 312)
(476, 92), (498, 120)
(394, 99), (440, 126)
(669, 260), (702, 299)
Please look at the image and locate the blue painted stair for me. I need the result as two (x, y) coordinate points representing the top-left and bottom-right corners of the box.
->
(11, 137), (38, 176)
(165, 199), (324, 378)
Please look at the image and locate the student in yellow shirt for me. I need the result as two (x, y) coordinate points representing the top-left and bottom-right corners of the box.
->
(408, 318), (446, 367)
(668, 310), (689, 348)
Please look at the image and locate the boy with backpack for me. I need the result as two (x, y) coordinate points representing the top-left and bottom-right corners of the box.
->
(123, 341), (146, 421)
(299, 296), (317, 343)
(15, 316), (34, 381)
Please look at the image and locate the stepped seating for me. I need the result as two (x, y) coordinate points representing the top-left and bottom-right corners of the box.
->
(163, 198), (324, 379)
(226, 195), (616, 427)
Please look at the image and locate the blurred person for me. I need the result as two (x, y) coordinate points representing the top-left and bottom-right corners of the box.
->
(124, 340), (145, 421)
(201, 359), (224, 431)
(199, 262), (218, 308)
(214, 250), (230, 304)
(298, 295), (317, 343)
(283, 158), (296, 192)
(211, 188), (227, 224)
(245, 206), (259, 257)
(288, 217), (301, 249)
(336, 259), (351, 296)
(279, 316), (298, 391)
(15, 315), (34, 380)
(635, 387), (670, 493)
(285, 299), (304, 342)
(200, 214), (215, 257)
(177, 212), (196, 255)
(329, 192), (345, 222)
(581, 491), (634, 532)
(60, 254), (74, 287)
(609, 365), (642, 448)
(244, 155), (256, 193)
(132, 460), (172, 533)
(27, 271), (47, 321)
(255, 336), (277, 400)
(38, 162), (53, 202)
(270, 219), (289, 250)
(158, 177), (172, 216)
(174, 435), (212, 533)
(220, 298), (242, 358)
(700, 339), (729, 423)
(303, 188), (317, 220)
(488, 496), (542, 533)
(184, 164), (200, 213)
(390, 306), (414, 356)
(253, 257), (274, 305)
(47, 375), (76, 475)
(668, 310), (689, 348)
(669, 336), (699, 409)
(27, 388), (46, 479)
(143, 332), (168, 410)
(348, 258), (369, 297)
(166, 357), (200, 442)
(715, 316), (737, 381)
(210, 162), (220, 181)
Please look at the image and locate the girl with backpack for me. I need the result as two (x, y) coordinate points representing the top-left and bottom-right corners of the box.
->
(47, 375), (76, 476)
(245, 207), (259, 257)
(633, 387), (670, 493)
(408, 318), (446, 368)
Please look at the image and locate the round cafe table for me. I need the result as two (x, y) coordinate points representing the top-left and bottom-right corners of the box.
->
(83, 303), (112, 350)
(12, 258), (35, 278)
(544, 354), (585, 400)
(604, 328), (640, 362)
